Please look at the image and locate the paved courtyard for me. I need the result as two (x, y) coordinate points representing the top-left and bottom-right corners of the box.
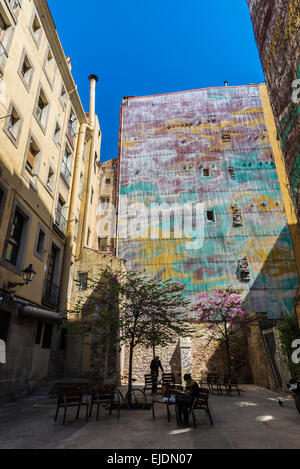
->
(0, 382), (300, 449)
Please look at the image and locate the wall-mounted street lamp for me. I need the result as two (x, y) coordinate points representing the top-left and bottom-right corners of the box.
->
(6, 264), (37, 291)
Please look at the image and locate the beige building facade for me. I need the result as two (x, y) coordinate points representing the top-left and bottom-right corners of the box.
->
(0, 0), (101, 401)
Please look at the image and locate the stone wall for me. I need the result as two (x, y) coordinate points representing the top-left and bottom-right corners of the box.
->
(246, 323), (277, 391)
(121, 323), (253, 385)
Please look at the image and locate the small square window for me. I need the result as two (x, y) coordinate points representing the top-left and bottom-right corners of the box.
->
(106, 178), (111, 185)
(203, 168), (210, 177)
(206, 210), (215, 223)
(44, 48), (55, 85)
(35, 88), (49, 129)
(78, 272), (88, 292)
(31, 14), (42, 47)
(20, 54), (33, 88)
(42, 324), (53, 349)
(36, 229), (45, 256)
(98, 237), (107, 251)
(54, 122), (61, 146)
(26, 137), (40, 174)
(7, 107), (21, 141)
(46, 166), (55, 191)
(35, 321), (43, 345)
(60, 84), (67, 109)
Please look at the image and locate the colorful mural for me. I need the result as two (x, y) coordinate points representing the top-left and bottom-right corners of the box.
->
(117, 85), (299, 318)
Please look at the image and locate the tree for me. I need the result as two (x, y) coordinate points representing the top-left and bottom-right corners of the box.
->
(277, 313), (300, 378)
(192, 287), (257, 378)
(65, 266), (191, 392)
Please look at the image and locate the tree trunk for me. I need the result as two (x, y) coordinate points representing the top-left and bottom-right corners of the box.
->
(152, 345), (156, 359)
(224, 322), (232, 379)
(127, 340), (134, 406)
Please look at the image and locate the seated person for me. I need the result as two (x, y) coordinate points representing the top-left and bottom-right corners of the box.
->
(175, 374), (200, 426)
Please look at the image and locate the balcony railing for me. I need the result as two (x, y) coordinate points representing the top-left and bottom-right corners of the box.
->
(60, 160), (71, 185)
(54, 209), (67, 236)
(42, 279), (60, 308)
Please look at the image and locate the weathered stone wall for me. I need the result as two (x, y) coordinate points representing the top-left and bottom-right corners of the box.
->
(121, 324), (253, 386)
(246, 323), (277, 391)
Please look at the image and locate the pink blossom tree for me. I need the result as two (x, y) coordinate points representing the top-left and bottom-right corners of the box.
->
(192, 287), (257, 378)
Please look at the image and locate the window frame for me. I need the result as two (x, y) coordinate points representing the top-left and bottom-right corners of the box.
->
(34, 84), (50, 134)
(34, 223), (47, 261)
(1, 198), (31, 275)
(18, 48), (34, 92)
(3, 101), (22, 148)
(29, 10), (43, 49)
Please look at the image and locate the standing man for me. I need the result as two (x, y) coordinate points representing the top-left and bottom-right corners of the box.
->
(150, 356), (164, 394)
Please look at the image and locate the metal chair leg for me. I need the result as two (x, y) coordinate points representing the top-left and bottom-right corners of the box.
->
(89, 402), (93, 417)
(54, 406), (59, 422)
(63, 407), (67, 425)
(76, 404), (81, 419)
(96, 404), (100, 422)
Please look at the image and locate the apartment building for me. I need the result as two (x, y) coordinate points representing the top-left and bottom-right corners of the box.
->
(0, 0), (101, 401)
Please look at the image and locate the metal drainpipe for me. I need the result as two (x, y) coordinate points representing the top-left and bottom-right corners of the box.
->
(58, 75), (98, 311)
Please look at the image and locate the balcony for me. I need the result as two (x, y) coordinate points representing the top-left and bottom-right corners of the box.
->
(60, 160), (71, 186)
(42, 279), (60, 308)
(53, 209), (67, 238)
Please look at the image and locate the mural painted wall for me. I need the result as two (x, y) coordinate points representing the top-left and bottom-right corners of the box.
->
(117, 85), (298, 318)
(247, 0), (300, 217)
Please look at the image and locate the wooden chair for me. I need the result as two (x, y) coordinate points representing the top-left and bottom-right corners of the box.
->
(190, 388), (213, 427)
(152, 384), (183, 422)
(201, 373), (222, 395)
(162, 373), (176, 386)
(89, 384), (119, 422)
(54, 387), (89, 425)
(143, 374), (154, 393)
(222, 376), (240, 397)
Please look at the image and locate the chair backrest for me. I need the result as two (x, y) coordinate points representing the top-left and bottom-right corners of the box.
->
(162, 373), (175, 385)
(91, 384), (115, 397)
(144, 374), (153, 384)
(57, 386), (82, 404)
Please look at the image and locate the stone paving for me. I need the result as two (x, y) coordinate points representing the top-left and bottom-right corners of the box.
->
(0, 383), (300, 449)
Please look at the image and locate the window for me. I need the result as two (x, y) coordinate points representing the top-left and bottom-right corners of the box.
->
(46, 165), (55, 192)
(78, 272), (88, 292)
(35, 227), (46, 257)
(67, 110), (77, 146)
(222, 130), (231, 143)
(206, 210), (215, 223)
(44, 48), (55, 85)
(94, 153), (98, 173)
(78, 173), (83, 199)
(26, 137), (40, 174)
(35, 321), (43, 345)
(98, 237), (107, 251)
(6, 106), (21, 144)
(35, 88), (49, 130)
(100, 198), (110, 210)
(30, 13), (42, 48)
(61, 146), (72, 185)
(82, 141), (87, 161)
(106, 178), (111, 185)
(203, 168), (210, 177)
(0, 185), (7, 224)
(90, 188), (94, 205)
(60, 84), (67, 109)
(0, 12), (12, 71)
(0, 310), (10, 342)
(43, 242), (61, 307)
(5, 209), (25, 265)
(42, 324), (53, 349)
(19, 52), (33, 90)
(53, 122), (61, 147)
(55, 195), (67, 235)
(8, 0), (21, 18)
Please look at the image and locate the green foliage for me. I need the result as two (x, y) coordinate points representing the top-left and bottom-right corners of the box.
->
(277, 314), (300, 378)
(64, 266), (192, 386)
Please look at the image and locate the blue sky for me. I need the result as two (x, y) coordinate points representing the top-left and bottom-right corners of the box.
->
(48, 0), (264, 162)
